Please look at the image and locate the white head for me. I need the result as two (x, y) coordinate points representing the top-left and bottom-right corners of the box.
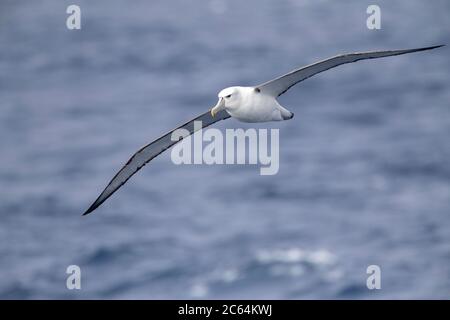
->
(210, 86), (242, 117)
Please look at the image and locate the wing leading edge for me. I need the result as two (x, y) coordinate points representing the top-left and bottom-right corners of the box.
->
(256, 45), (444, 97)
(83, 109), (230, 215)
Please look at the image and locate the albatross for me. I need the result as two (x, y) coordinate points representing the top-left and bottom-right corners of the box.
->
(83, 45), (443, 215)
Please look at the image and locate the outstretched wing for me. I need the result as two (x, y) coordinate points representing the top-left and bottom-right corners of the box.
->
(256, 45), (444, 97)
(83, 109), (230, 215)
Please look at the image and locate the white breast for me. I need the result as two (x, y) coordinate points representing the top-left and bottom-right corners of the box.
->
(225, 87), (286, 122)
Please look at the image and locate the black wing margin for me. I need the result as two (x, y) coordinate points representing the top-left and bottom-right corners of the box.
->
(256, 45), (444, 97)
(83, 109), (230, 215)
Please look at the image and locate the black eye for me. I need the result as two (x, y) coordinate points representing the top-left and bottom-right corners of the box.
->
(225, 94), (231, 98)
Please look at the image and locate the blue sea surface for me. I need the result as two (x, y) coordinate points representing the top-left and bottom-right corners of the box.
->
(0, 0), (449, 299)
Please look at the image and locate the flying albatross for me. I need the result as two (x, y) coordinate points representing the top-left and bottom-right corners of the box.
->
(83, 45), (443, 215)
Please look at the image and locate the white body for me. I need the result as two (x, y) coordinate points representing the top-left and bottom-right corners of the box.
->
(211, 86), (294, 122)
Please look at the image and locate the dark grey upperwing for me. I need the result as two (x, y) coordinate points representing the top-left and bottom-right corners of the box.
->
(83, 109), (231, 215)
(256, 45), (444, 97)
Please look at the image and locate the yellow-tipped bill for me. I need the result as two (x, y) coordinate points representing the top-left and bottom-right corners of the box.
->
(210, 97), (225, 117)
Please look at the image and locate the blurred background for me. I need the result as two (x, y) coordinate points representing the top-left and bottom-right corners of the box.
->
(0, 0), (449, 299)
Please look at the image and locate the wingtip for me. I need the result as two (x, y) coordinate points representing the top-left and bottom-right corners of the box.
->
(404, 44), (445, 55)
(82, 204), (96, 216)
(424, 44), (445, 51)
(412, 44), (445, 52)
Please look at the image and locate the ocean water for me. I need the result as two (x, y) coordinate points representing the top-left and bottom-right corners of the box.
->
(0, 0), (449, 299)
